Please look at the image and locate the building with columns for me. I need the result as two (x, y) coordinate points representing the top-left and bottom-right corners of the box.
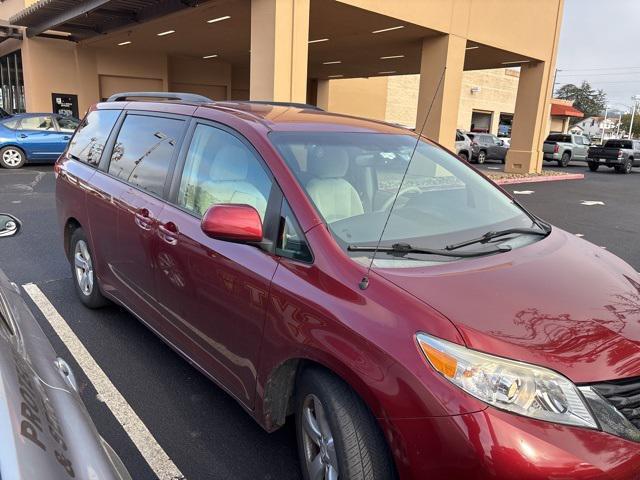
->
(0, 0), (564, 174)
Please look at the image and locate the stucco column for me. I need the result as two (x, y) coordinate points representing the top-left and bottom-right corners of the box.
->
(315, 79), (330, 110)
(505, 61), (554, 173)
(250, 0), (310, 102)
(415, 34), (465, 151)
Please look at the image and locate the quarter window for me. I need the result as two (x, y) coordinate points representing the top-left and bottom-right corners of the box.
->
(108, 114), (184, 196)
(177, 124), (273, 219)
(68, 109), (120, 166)
(277, 201), (312, 262)
(19, 116), (54, 131)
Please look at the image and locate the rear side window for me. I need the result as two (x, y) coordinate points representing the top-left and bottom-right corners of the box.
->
(108, 114), (184, 197)
(1, 118), (18, 129)
(68, 110), (120, 166)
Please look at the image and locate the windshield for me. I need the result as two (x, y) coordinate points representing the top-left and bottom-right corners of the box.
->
(270, 132), (538, 263)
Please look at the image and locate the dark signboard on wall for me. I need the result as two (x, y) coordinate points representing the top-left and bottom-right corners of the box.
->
(51, 93), (79, 118)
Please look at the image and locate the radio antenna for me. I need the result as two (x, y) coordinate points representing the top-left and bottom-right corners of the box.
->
(359, 67), (447, 290)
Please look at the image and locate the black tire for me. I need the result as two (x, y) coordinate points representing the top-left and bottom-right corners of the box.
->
(295, 367), (396, 480)
(69, 228), (108, 309)
(476, 150), (487, 164)
(0, 146), (26, 169)
(615, 157), (633, 174)
(558, 152), (571, 167)
(588, 162), (599, 172)
(458, 151), (469, 162)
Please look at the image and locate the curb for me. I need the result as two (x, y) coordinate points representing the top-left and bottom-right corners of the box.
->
(493, 173), (585, 185)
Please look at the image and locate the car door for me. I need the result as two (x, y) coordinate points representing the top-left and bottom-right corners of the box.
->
(16, 115), (65, 161)
(574, 135), (587, 160)
(106, 112), (188, 332)
(154, 121), (280, 407)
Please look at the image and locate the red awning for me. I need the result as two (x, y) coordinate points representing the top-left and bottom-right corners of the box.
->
(550, 103), (584, 118)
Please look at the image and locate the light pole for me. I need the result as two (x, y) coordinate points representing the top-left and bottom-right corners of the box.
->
(629, 95), (640, 139)
(616, 112), (622, 138)
(601, 106), (608, 144)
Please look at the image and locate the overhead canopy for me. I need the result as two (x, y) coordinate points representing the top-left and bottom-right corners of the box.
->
(0, 24), (22, 43)
(9, 0), (198, 40)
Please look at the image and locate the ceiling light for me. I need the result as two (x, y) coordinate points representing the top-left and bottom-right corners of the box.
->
(501, 60), (530, 65)
(157, 30), (175, 36)
(203, 54), (218, 59)
(378, 71), (396, 75)
(372, 25), (404, 34)
(466, 46), (479, 50)
(328, 74), (343, 78)
(207, 15), (231, 23)
(308, 38), (329, 44)
(118, 41), (131, 46)
(323, 60), (341, 65)
(380, 55), (404, 60)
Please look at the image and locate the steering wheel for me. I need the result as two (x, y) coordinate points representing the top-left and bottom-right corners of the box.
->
(380, 186), (422, 211)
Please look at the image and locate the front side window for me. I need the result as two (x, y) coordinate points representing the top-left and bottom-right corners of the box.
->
(56, 115), (80, 133)
(177, 124), (273, 219)
(108, 114), (184, 196)
(19, 115), (54, 131)
(68, 109), (120, 166)
(271, 132), (540, 266)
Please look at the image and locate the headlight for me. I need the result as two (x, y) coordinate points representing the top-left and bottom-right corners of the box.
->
(416, 333), (597, 429)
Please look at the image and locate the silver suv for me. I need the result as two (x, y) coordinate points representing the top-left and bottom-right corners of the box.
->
(455, 129), (472, 162)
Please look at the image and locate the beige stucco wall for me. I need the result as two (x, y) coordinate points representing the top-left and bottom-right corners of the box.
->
(321, 77), (389, 121)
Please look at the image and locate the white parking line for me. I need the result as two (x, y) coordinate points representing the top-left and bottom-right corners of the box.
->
(22, 283), (184, 480)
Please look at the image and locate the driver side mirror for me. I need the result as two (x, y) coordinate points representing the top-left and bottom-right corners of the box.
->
(201, 204), (263, 244)
(0, 214), (20, 238)
(497, 139), (505, 146)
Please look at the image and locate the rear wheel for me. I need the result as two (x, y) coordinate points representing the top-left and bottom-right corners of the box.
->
(458, 151), (469, 162)
(615, 157), (633, 174)
(588, 162), (599, 172)
(558, 152), (571, 167)
(296, 367), (396, 480)
(476, 150), (487, 164)
(0, 147), (25, 169)
(69, 228), (108, 309)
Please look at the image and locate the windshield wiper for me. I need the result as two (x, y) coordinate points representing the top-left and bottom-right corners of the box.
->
(348, 242), (511, 258)
(445, 227), (550, 251)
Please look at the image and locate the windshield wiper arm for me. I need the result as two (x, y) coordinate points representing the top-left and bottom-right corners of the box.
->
(445, 227), (550, 251)
(348, 242), (511, 258)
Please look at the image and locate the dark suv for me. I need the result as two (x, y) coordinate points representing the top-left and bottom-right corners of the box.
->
(56, 93), (640, 479)
(467, 132), (508, 164)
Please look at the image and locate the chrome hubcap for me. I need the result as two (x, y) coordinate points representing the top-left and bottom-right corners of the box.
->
(74, 240), (94, 296)
(2, 149), (21, 167)
(301, 394), (339, 480)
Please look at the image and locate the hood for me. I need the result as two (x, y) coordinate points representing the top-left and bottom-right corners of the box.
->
(376, 229), (640, 384)
(0, 269), (129, 480)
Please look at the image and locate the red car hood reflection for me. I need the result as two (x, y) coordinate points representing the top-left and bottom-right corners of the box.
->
(376, 229), (640, 384)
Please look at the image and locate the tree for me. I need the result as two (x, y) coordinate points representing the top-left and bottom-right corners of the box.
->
(555, 81), (607, 119)
(619, 112), (640, 139)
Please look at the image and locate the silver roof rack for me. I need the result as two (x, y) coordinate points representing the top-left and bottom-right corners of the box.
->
(106, 92), (213, 103)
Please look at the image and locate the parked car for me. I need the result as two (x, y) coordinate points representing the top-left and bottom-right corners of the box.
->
(0, 113), (80, 169)
(467, 132), (508, 164)
(587, 138), (640, 174)
(0, 213), (131, 479)
(454, 129), (471, 161)
(57, 93), (640, 479)
(543, 133), (590, 167)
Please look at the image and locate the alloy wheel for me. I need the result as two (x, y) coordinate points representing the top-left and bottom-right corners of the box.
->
(2, 149), (22, 167)
(301, 394), (339, 480)
(74, 240), (94, 296)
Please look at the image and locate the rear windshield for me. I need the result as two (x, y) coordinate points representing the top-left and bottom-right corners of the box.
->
(546, 134), (572, 143)
(604, 140), (632, 149)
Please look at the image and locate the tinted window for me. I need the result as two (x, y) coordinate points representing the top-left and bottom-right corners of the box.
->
(177, 124), (272, 219)
(19, 115), (54, 131)
(108, 114), (184, 196)
(68, 110), (120, 166)
(56, 116), (80, 133)
(546, 134), (571, 143)
(604, 140), (632, 149)
(277, 201), (312, 262)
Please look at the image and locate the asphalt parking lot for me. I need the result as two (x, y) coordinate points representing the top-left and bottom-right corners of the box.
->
(0, 162), (639, 480)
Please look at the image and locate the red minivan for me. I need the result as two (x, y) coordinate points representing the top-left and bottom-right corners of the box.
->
(56, 93), (640, 479)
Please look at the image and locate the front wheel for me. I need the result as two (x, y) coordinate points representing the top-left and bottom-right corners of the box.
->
(69, 228), (108, 308)
(296, 367), (396, 480)
(588, 162), (599, 172)
(476, 151), (487, 164)
(0, 146), (25, 169)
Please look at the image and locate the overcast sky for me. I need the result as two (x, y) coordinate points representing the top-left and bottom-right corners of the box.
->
(556, 0), (640, 111)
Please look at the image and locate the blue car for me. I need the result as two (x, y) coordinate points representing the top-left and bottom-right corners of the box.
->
(0, 113), (79, 168)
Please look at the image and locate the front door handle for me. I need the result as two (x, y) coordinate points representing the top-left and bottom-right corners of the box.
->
(158, 222), (178, 246)
(63, 136), (70, 141)
(18, 134), (27, 139)
(134, 208), (154, 231)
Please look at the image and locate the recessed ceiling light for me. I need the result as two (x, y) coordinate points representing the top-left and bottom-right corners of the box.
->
(323, 60), (341, 65)
(207, 15), (231, 23)
(328, 74), (343, 78)
(502, 60), (530, 65)
(465, 45), (479, 50)
(157, 30), (175, 36)
(203, 54), (218, 59)
(372, 25), (404, 34)
(118, 41), (132, 46)
(380, 55), (404, 60)
(378, 71), (397, 75)
(308, 38), (329, 44)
